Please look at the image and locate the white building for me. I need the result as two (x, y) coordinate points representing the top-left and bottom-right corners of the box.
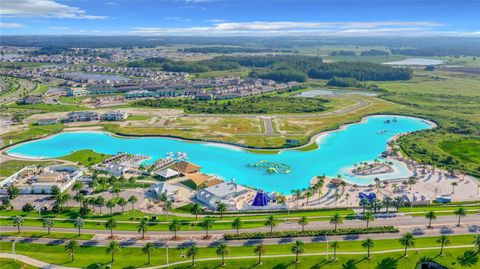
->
(155, 168), (179, 180)
(151, 183), (181, 200)
(102, 111), (128, 121)
(196, 181), (252, 210)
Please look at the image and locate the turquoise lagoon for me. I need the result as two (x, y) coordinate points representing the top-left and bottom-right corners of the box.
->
(7, 115), (433, 194)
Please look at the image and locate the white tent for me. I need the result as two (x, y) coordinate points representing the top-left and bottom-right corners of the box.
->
(157, 168), (179, 179)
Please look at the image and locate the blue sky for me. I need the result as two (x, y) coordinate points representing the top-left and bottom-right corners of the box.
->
(1, 0), (479, 36)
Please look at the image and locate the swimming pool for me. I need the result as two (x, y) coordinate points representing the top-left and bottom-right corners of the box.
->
(7, 115), (433, 194)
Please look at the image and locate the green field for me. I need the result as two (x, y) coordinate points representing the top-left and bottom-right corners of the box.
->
(0, 259), (38, 269)
(59, 149), (111, 166)
(0, 160), (53, 177)
(0, 124), (64, 148)
(0, 234), (477, 269)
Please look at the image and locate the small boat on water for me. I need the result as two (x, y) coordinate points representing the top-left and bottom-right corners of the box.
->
(393, 117), (398, 122)
(377, 130), (388, 134)
(384, 119), (391, 124)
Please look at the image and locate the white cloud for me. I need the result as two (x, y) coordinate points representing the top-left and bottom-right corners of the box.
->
(0, 22), (25, 29)
(49, 26), (69, 30)
(1, 0), (107, 19)
(207, 19), (225, 23)
(130, 20), (451, 36)
(165, 16), (192, 22)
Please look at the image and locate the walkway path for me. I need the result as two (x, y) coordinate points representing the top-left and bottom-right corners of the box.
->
(262, 116), (275, 135)
(0, 253), (77, 269)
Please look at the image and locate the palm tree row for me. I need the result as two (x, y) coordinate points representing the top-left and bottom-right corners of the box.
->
(55, 234), (480, 266)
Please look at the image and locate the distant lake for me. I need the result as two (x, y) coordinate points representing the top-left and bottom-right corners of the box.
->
(298, 89), (377, 97)
(64, 72), (130, 82)
(383, 58), (445, 66)
(0, 53), (20, 60)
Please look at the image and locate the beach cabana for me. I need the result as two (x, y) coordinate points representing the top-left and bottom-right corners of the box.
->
(156, 168), (179, 180)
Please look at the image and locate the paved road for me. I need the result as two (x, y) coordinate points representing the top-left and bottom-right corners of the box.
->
(1, 214), (479, 247)
(262, 116), (275, 135)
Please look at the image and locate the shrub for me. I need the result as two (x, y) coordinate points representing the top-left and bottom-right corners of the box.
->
(224, 226), (399, 240)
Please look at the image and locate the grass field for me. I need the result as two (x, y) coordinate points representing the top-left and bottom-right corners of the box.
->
(0, 258), (38, 269)
(0, 160), (54, 177)
(0, 234), (477, 268)
(440, 138), (480, 165)
(0, 124), (64, 148)
(0, 231), (93, 240)
(59, 149), (111, 166)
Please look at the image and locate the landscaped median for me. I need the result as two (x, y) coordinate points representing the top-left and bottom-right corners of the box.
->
(0, 234), (478, 269)
(224, 226), (399, 240)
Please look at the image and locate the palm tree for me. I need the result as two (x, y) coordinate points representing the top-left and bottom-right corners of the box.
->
(64, 240), (78, 262)
(72, 181), (83, 196)
(361, 238), (374, 259)
(190, 203), (201, 220)
(399, 232), (415, 256)
(105, 240), (121, 263)
(142, 242), (155, 264)
(95, 196), (105, 214)
(331, 241), (340, 261)
(454, 207), (467, 226)
(111, 187), (121, 198)
(330, 212), (343, 231)
(451, 182), (458, 194)
(117, 197), (127, 213)
(200, 218), (214, 238)
(106, 199), (116, 215)
(298, 216), (308, 232)
(407, 176), (416, 190)
(374, 178), (381, 193)
(304, 190), (313, 205)
(382, 197), (392, 213)
(362, 211), (375, 229)
(231, 217), (242, 235)
(291, 240), (304, 263)
(457, 250), (479, 267)
(473, 234), (480, 253)
(264, 215), (278, 234)
(437, 235), (450, 256)
(254, 243), (265, 265)
(186, 244), (199, 267)
(42, 218), (54, 234)
(137, 219), (148, 239)
(128, 195), (138, 211)
(216, 203), (227, 219)
(73, 217), (84, 236)
(376, 257), (398, 269)
(163, 200), (172, 217)
(169, 219), (181, 239)
(425, 211), (437, 228)
(105, 218), (117, 238)
(73, 194), (85, 207)
(334, 192), (341, 206)
(216, 242), (229, 266)
(12, 216), (24, 233)
(345, 193), (351, 205)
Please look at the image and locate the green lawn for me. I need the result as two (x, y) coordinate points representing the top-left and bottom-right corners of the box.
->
(0, 124), (65, 148)
(0, 258), (38, 269)
(126, 115), (153, 121)
(0, 160), (53, 177)
(0, 234), (477, 268)
(440, 138), (480, 164)
(59, 150), (111, 166)
(0, 231), (93, 240)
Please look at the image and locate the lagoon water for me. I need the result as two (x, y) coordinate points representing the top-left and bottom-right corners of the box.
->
(8, 116), (432, 194)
